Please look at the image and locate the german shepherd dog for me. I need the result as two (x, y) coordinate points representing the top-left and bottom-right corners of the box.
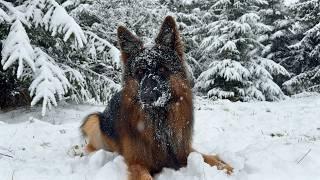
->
(81, 16), (233, 180)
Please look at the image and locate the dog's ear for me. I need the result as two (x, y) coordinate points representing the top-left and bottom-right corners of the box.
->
(117, 26), (143, 63)
(155, 16), (184, 60)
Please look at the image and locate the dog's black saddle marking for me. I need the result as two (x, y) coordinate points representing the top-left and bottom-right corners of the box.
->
(99, 91), (121, 139)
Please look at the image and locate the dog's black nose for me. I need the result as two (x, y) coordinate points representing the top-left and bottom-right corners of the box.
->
(140, 75), (162, 105)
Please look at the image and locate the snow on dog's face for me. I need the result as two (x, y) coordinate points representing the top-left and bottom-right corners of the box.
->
(117, 16), (186, 107)
(129, 46), (183, 107)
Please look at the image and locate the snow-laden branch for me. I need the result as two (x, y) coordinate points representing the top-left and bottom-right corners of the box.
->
(24, 0), (87, 48)
(196, 59), (250, 90)
(0, 5), (11, 22)
(29, 48), (70, 116)
(258, 58), (290, 76)
(1, 20), (35, 78)
(0, 0), (29, 25)
(85, 31), (121, 67)
(43, 1), (87, 48)
(0, 0), (94, 115)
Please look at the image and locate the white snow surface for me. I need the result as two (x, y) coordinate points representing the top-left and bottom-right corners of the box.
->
(1, 94), (320, 180)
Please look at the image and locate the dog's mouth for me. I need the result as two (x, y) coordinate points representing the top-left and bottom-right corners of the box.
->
(139, 87), (171, 108)
(138, 74), (171, 108)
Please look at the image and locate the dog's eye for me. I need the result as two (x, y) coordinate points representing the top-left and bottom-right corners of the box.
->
(159, 66), (167, 73)
(136, 69), (144, 76)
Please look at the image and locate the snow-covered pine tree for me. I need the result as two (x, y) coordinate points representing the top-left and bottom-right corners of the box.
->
(195, 0), (289, 101)
(0, 0), (120, 115)
(161, 0), (215, 81)
(69, 0), (168, 45)
(259, 0), (292, 85)
(0, 0), (85, 114)
(63, 31), (121, 104)
(283, 0), (320, 94)
(62, 0), (176, 101)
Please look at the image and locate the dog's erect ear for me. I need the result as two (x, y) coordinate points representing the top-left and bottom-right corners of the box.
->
(117, 26), (143, 63)
(155, 16), (184, 60)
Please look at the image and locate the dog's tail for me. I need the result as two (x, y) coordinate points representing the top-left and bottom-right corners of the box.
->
(81, 112), (109, 153)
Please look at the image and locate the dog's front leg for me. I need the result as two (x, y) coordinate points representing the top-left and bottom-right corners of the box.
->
(191, 148), (233, 175)
(128, 164), (152, 180)
(202, 154), (233, 175)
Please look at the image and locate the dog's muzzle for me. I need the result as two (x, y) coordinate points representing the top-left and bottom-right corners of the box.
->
(139, 74), (171, 107)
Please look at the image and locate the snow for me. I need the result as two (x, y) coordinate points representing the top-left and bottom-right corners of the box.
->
(1, 94), (320, 180)
(196, 0), (289, 101)
(0, 6), (10, 23)
(284, 0), (299, 6)
(85, 31), (121, 68)
(219, 41), (238, 54)
(208, 88), (235, 99)
(151, 91), (171, 107)
(1, 20), (35, 77)
(29, 48), (70, 116)
(197, 59), (250, 84)
(43, 1), (87, 48)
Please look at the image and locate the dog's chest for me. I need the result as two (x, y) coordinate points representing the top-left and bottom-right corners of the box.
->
(137, 108), (186, 165)
(143, 108), (174, 145)
(136, 122), (182, 171)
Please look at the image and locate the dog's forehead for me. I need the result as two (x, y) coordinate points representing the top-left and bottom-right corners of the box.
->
(135, 47), (172, 65)
(134, 46), (179, 66)
(127, 46), (182, 73)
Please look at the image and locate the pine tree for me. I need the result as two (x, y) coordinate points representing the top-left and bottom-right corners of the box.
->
(69, 0), (168, 45)
(160, 0), (216, 79)
(259, 0), (292, 85)
(65, 0), (173, 100)
(283, 0), (320, 94)
(195, 0), (289, 101)
(0, 0), (120, 115)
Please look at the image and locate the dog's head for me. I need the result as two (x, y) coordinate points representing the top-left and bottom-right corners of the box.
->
(117, 16), (189, 107)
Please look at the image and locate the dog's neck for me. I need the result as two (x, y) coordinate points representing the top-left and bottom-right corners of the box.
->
(143, 105), (169, 125)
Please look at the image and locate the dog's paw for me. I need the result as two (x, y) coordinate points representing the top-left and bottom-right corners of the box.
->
(129, 164), (153, 180)
(219, 162), (233, 175)
(129, 172), (153, 180)
(202, 154), (233, 175)
(140, 174), (153, 180)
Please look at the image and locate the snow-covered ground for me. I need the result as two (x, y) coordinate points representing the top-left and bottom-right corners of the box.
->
(0, 93), (320, 180)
